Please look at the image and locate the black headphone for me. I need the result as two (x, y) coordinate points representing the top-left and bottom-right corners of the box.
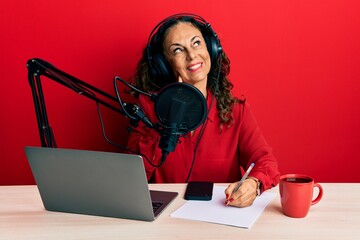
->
(146, 13), (223, 87)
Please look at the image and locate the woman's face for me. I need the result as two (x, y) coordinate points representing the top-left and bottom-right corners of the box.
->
(163, 22), (211, 87)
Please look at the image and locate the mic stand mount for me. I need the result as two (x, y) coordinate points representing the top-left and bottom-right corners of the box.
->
(27, 58), (146, 148)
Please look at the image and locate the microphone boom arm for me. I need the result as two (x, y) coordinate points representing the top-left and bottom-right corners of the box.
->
(27, 58), (136, 148)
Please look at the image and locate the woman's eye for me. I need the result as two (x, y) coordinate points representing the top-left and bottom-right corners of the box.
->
(173, 48), (182, 54)
(194, 40), (201, 47)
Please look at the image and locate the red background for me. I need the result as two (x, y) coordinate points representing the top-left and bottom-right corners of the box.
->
(1, 0), (359, 185)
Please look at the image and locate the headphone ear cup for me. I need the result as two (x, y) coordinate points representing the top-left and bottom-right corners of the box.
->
(203, 23), (223, 64)
(148, 50), (173, 86)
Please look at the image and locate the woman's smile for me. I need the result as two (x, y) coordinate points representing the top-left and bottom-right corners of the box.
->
(187, 62), (203, 72)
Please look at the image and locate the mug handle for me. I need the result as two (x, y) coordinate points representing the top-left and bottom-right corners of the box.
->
(311, 183), (323, 205)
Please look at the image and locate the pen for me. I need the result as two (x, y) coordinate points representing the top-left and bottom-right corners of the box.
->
(226, 162), (255, 205)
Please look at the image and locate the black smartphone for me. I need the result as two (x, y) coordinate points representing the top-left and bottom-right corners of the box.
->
(184, 181), (214, 201)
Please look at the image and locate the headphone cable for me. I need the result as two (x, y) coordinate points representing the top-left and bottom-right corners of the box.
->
(185, 55), (222, 183)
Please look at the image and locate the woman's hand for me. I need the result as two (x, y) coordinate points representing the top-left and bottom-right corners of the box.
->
(224, 178), (258, 207)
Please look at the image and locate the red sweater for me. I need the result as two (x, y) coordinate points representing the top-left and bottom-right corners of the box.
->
(127, 92), (280, 192)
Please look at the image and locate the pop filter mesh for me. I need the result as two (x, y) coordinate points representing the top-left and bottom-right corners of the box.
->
(154, 83), (207, 133)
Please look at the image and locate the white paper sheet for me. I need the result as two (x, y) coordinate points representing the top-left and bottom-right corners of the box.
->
(170, 185), (276, 229)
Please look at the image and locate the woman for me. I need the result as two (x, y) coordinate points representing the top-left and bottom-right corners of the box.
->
(127, 14), (279, 207)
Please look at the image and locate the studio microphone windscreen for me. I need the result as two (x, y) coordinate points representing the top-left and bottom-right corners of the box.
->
(154, 83), (207, 134)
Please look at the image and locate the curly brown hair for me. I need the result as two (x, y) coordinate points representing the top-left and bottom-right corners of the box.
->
(131, 15), (240, 127)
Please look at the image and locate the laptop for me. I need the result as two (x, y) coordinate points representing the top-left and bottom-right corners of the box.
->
(24, 146), (178, 221)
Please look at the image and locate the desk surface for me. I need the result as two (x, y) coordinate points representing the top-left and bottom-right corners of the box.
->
(0, 183), (359, 240)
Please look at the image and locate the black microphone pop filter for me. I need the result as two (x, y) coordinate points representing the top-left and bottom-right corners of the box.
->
(154, 83), (207, 134)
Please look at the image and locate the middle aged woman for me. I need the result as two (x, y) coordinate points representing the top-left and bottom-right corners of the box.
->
(127, 14), (280, 207)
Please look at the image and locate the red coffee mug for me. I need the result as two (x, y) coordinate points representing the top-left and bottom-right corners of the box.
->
(279, 174), (323, 218)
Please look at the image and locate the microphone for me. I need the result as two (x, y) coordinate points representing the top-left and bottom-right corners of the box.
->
(157, 98), (187, 155)
(153, 83), (207, 164)
(116, 77), (206, 165)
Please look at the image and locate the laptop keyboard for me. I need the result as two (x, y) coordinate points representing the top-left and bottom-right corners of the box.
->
(152, 201), (164, 213)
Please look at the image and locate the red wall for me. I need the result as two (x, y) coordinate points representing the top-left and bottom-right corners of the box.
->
(1, 0), (359, 185)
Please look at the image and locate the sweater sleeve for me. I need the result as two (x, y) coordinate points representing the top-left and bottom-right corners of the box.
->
(237, 102), (280, 192)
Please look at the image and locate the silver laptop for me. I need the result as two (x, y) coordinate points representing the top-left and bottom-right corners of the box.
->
(24, 146), (178, 221)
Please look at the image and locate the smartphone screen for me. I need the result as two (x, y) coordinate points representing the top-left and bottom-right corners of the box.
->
(184, 181), (214, 201)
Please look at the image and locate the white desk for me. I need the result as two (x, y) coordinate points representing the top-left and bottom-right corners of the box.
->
(0, 184), (359, 240)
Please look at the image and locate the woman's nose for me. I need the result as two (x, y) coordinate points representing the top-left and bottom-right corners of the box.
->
(186, 49), (196, 60)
